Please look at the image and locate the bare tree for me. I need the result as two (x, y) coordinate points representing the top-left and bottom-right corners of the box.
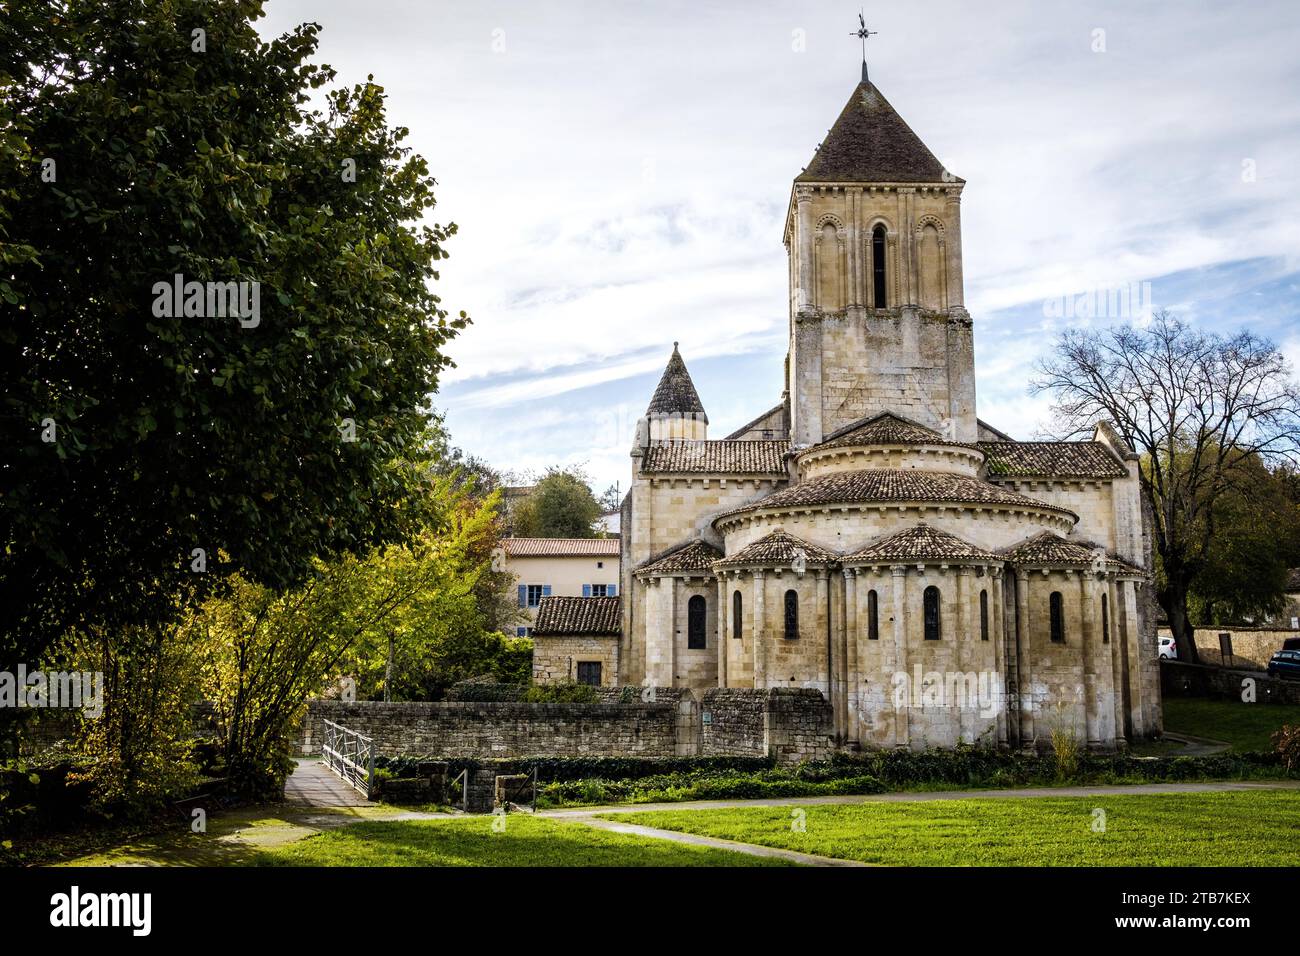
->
(1035, 311), (1300, 663)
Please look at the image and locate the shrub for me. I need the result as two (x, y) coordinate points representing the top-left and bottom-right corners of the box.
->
(1272, 724), (1300, 773)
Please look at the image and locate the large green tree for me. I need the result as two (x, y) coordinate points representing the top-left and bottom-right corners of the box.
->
(0, 0), (466, 669)
(1177, 457), (1300, 626)
(511, 467), (604, 538)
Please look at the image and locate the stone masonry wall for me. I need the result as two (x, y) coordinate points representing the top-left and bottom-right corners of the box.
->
(701, 687), (834, 765)
(296, 700), (677, 759)
(531, 636), (620, 686)
(1161, 660), (1300, 706)
(296, 687), (833, 766)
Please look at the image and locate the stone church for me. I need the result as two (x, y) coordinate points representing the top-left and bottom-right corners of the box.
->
(616, 74), (1161, 751)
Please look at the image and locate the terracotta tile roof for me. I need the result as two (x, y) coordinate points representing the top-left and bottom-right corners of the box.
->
(635, 539), (723, 576)
(532, 595), (621, 636)
(640, 439), (790, 475)
(1287, 568), (1300, 592)
(1107, 555), (1147, 576)
(714, 529), (838, 569)
(980, 442), (1128, 480)
(797, 82), (955, 184)
(845, 524), (1001, 564)
(1001, 532), (1108, 568)
(501, 537), (620, 557)
(717, 469), (1076, 522)
(647, 344), (707, 420)
(806, 412), (968, 453)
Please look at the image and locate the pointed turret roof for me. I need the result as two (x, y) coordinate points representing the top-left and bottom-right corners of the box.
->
(797, 81), (956, 184)
(647, 343), (707, 421)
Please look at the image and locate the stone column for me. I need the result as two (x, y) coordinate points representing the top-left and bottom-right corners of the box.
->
(990, 571), (1007, 745)
(825, 569), (844, 739)
(900, 188), (916, 305)
(944, 188), (964, 308)
(795, 187), (814, 313)
(1015, 569), (1035, 748)
(1122, 579), (1146, 738)
(752, 571), (768, 689)
(716, 574), (728, 689)
(956, 567), (973, 743)
(1079, 572), (1102, 749)
(891, 566), (909, 748)
(843, 568), (858, 745)
(815, 569), (831, 699)
(1107, 576), (1127, 745)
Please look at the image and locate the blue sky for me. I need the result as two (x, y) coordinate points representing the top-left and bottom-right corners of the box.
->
(258, 1), (1300, 494)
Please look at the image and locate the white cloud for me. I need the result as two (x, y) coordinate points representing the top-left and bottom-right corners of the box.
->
(256, 1), (1300, 489)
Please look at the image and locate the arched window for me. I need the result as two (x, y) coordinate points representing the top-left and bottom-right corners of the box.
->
(871, 225), (888, 308)
(867, 589), (879, 641)
(1050, 591), (1066, 643)
(980, 589), (989, 641)
(732, 590), (743, 640)
(1101, 592), (1110, 644)
(923, 586), (941, 641)
(784, 589), (799, 640)
(687, 595), (707, 649)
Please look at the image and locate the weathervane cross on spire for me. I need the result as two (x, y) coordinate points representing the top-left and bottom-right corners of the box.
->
(851, 11), (877, 84)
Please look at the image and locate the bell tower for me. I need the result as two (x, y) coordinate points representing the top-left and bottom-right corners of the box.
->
(785, 59), (976, 447)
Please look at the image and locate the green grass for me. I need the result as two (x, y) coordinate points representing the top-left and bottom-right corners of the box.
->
(251, 813), (792, 867)
(611, 790), (1300, 866)
(1162, 697), (1300, 751)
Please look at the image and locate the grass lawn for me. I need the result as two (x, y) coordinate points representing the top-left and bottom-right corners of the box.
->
(251, 813), (791, 867)
(1162, 697), (1300, 751)
(611, 790), (1300, 866)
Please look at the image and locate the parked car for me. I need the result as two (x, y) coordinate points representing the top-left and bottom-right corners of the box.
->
(1282, 637), (1300, 652)
(1266, 650), (1300, 681)
(1158, 635), (1178, 660)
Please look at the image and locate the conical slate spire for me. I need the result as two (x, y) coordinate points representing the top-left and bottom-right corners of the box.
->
(797, 81), (956, 184)
(647, 342), (707, 421)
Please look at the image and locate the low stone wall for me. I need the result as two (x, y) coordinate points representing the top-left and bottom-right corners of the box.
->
(701, 687), (834, 765)
(296, 686), (835, 766)
(297, 699), (677, 759)
(1160, 660), (1300, 705)
(1159, 626), (1299, 670)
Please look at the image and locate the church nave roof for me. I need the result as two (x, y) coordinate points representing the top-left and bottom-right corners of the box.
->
(980, 441), (1129, 480)
(640, 439), (790, 476)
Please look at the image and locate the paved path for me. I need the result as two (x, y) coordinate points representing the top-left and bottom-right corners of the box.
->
(1159, 731), (1231, 756)
(284, 758), (372, 808)
(577, 815), (871, 866)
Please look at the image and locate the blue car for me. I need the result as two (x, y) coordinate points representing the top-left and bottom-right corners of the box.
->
(1266, 650), (1300, 680)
